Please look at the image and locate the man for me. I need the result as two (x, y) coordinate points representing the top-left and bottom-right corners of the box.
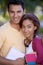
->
(0, 0), (25, 65)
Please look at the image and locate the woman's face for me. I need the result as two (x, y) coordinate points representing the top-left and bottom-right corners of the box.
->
(22, 19), (37, 40)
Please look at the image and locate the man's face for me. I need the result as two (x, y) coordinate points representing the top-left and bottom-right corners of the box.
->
(8, 4), (24, 24)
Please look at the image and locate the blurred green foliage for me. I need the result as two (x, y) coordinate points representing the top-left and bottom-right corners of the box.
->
(39, 28), (43, 34)
(0, 0), (43, 17)
(24, 0), (43, 12)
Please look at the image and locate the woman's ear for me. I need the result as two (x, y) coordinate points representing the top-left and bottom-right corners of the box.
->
(34, 26), (37, 31)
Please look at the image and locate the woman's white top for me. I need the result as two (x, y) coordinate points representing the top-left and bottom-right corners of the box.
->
(26, 41), (34, 54)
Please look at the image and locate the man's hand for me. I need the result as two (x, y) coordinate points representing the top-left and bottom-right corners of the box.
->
(0, 56), (25, 65)
(11, 58), (25, 65)
(16, 58), (25, 65)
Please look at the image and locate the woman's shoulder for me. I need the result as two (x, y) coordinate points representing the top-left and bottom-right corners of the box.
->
(33, 35), (43, 44)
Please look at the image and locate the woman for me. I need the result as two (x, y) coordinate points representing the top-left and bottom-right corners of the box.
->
(19, 13), (43, 64)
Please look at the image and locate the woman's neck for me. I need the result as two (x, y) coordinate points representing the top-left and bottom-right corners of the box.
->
(28, 34), (34, 41)
(24, 35), (34, 47)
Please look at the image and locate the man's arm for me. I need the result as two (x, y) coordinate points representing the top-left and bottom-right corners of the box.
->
(0, 56), (15, 65)
(0, 56), (25, 65)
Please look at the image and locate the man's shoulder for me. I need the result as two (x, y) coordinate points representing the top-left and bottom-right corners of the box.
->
(0, 22), (9, 30)
(0, 22), (10, 35)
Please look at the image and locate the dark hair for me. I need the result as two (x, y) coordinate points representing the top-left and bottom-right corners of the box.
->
(8, 0), (25, 11)
(19, 13), (40, 36)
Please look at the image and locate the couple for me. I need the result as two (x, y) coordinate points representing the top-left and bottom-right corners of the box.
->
(0, 0), (43, 65)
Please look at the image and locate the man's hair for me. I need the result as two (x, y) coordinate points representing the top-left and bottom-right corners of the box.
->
(8, 0), (25, 11)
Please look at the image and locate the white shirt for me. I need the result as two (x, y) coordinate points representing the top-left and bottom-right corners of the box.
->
(26, 41), (34, 54)
(6, 47), (25, 60)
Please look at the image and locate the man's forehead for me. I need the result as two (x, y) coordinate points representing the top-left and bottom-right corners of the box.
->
(9, 4), (23, 9)
(9, 5), (24, 12)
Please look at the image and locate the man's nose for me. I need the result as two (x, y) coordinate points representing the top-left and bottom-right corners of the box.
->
(14, 13), (18, 17)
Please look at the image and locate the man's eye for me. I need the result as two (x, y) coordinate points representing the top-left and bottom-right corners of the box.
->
(10, 11), (14, 13)
(17, 11), (22, 13)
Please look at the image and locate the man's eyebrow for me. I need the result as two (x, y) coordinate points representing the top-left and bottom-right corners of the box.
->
(17, 10), (22, 12)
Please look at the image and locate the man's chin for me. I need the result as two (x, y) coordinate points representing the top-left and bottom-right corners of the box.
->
(13, 22), (19, 24)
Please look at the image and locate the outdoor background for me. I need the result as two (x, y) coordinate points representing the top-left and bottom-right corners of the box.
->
(0, 0), (43, 35)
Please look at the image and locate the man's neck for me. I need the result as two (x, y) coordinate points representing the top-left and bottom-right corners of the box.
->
(10, 21), (20, 31)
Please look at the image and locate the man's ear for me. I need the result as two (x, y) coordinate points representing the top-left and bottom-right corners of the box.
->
(24, 9), (26, 14)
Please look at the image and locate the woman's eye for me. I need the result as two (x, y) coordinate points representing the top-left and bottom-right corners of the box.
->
(27, 25), (31, 28)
